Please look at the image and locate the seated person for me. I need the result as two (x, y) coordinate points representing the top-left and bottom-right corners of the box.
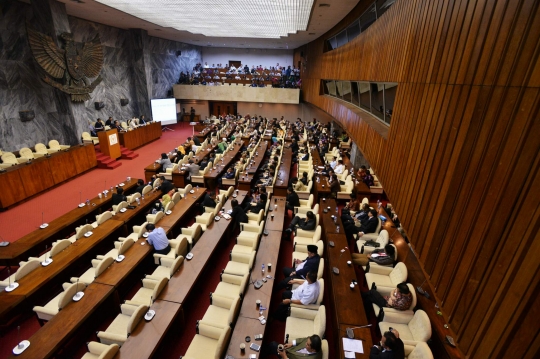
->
(334, 160), (345, 175)
(342, 200), (368, 224)
(329, 174), (341, 198)
(112, 187), (127, 206)
(272, 271), (320, 322)
(342, 193), (361, 215)
(292, 177), (307, 192)
(285, 187), (300, 214)
(154, 175), (174, 194)
(344, 209), (379, 240)
(160, 188), (176, 208)
(283, 211), (316, 241)
(158, 153), (173, 171)
(267, 335), (323, 359)
(247, 193), (267, 214)
(216, 139), (228, 153)
(145, 223), (170, 255)
(184, 160), (200, 180)
(218, 167), (236, 187)
(94, 118), (105, 132)
(135, 179), (146, 194)
(230, 199), (248, 225)
(362, 282), (412, 314)
(202, 191), (217, 208)
(330, 156), (338, 169)
(276, 245), (320, 291)
(352, 244), (396, 266)
(198, 156), (209, 170)
(369, 329), (404, 359)
(149, 201), (163, 215)
(300, 171), (309, 186)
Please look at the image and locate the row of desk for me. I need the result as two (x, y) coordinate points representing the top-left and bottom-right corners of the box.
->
(0, 144), (97, 209)
(118, 122), (162, 150)
(7, 188), (207, 359)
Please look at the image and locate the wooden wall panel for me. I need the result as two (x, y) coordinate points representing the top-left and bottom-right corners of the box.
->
(297, 0), (540, 358)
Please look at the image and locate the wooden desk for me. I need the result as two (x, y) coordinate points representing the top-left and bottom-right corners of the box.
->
(158, 191), (248, 304)
(0, 144), (96, 209)
(338, 324), (373, 358)
(225, 316), (267, 358)
(0, 179), (138, 266)
(158, 188), (206, 236)
(247, 143), (268, 174)
(113, 300), (182, 359)
(8, 282), (114, 359)
(273, 148), (292, 196)
(264, 196), (286, 232)
(112, 190), (163, 235)
(171, 145), (217, 188)
(119, 122), (162, 150)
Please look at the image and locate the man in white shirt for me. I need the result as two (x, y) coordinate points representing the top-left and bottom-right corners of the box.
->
(203, 62), (209, 68)
(272, 271), (319, 321)
(145, 224), (170, 255)
(329, 156), (338, 169)
(334, 159), (345, 174)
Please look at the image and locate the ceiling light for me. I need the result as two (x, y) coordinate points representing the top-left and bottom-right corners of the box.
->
(96, 0), (315, 38)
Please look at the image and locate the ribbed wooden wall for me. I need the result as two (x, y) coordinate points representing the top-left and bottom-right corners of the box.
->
(298, 0), (540, 358)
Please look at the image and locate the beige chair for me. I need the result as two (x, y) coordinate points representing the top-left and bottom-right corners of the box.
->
(35, 142), (55, 155)
(49, 140), (70, 151)
(126, 192), (141, 204)
(295, 217), (321, 242)
(191, 166), (209, 184)
(289, 278), (325, 311)
(153, 237), (188, 265)
(373, 283), (417, 322)
(337, 180), (355, 200)
(97, 238), (135, 260)
(81, 342), (119, 359)
(146, 255), (184, 280)
(183, 321), (231, 359)
(222, 251), (256, 276)
(296, 181), (313, 199)
(364, 244), (398, 270)
(19, 147), (44, 160)
(370, 175), (384, 194)
(406, 342), (434, 359)
(246, 210), (264, 225)
(177, 184), (193, 197)
(201, 294), (241, 329)
(158, 163), (179, 181)
(0, 260), (41, 291)
(0, 152), (23, 168)
(81, 132), (99, 145)
(379, 310), (432, 354)
(33, 281), (86, 323)
(70, 256), (115, 285)
(221, 168), (238, 187)
(27, 238), (71, 263)
(284, 305), (326, 342)
(119, 222), (147, 242)
(295, 194), (314, 212)
(92, 211), (113, 228)
(97, 304), (148, 346)
(146, 210), (164, 224)
(179, 224), (203, 249)
(112, 201), (129, 215)
(357, 229), (389, 255)
(294, 204), (319, 219)
(121, 122), (128, 130)
(340, 137), (352, 149)
(353, 217), (382, 241)
(231, 229), (261, 255)
(125, 277), (168, 306)
(365, 262), (408, 293)
(212, 273), (250, 299)
(65, 223), (95, 243)
(163, 200), (175, 213)
(141, 185), (152, 195)
(218, 186), (234, 199)
(172, 191), (182, 204)
(292, 240), (324, 264)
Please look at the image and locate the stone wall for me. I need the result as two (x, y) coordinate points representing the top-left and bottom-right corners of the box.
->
(0, 0), (201, 151)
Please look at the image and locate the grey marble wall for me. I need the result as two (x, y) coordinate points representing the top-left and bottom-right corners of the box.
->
(0, 0), (201, 151)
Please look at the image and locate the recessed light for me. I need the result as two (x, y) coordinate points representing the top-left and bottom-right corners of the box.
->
(319, 3), (330, 7)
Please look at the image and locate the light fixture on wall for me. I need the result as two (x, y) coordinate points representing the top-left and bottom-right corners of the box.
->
(94, 102), (105, 110)
(176, 50), (182, 57)
(19, 110), (35, 122)
(120, 99), (129, 106)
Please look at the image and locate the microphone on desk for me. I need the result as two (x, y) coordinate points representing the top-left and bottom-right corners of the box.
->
(345, 324), (372, 339)
(417, 280), (430, 299)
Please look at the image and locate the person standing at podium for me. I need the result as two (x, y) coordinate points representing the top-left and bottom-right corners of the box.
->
(190, 107), (196, 122)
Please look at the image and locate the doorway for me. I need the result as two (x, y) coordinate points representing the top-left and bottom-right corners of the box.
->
(229, 60), (241, 68)
(210, 101), (237, 117)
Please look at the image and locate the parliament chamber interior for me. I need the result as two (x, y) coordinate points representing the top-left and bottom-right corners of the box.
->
(0, 0), (538, 359)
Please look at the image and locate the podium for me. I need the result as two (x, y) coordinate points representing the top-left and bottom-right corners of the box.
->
(97, 129), (121, 159)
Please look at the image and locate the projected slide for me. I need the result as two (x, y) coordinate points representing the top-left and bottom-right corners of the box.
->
(151, 98), (177, 126)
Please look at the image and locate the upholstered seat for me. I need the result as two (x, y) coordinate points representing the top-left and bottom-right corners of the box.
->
(153, 237), (188, 265)
(49, 140), (70, 151)
(201, 294), (241, 329)
(379, 310), (432, 354)
(0, 152), (23, 168)
(191, 166), (209, 184)
(81, 342), (119, 359)
(357, 229), (389, 255)
(0, 260), (41, 291)
(284, 305), (326, 342)
(180, 224), (203, 249)
(158, 163), (179, 181)
(340, 137), (352, 149)
(126, 192), (141, 204)
(92, 211), (113, 228)
(294, 204), (319, 218)
(81, 132), (99, 145)
(125, 277), (168, 306)
(146, 255), (184, 280)
(97, 304), (148, 346)
(295, 194), (314, 212)
(212, 273), (249, 299)
(27, 238), (71, 263)
(246, 210), (264, 225)
(35, 142), (55, 155)
(70, 256), (115, 285)
(222, 251), (256, 276)
(177, 184), (192, 197)
(119, 222), (147, 242)
(19, 147), (44, 160)
(365, 262), (408, 293)
(146, 210), (164, 224)
(231, 234), (260, 255)
(292, 240), (324, 265)
(65, 223), (94, 243)
(373, 283), (417, 322)
(221, 168), (238, 187)
(370, 175), (384, 194)
(112, 201), (129, 215)
(337, 181), (355, 200)
(294, 224), (321, 246)
(353, 216), (382, 241)
(96, 238), (135, 260)
(33, 281), (86, 323)
(218, 186), (234, 199)
(141, 185), (152, 195)
(406, 342), (434, 359)
(296, 181), (313, 199)
(183, 321), (231, 359)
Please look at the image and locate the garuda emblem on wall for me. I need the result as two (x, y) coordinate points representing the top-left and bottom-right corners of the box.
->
(27, 25), (104, 102)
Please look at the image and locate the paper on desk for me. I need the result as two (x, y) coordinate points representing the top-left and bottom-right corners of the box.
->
(344, 351), (356, 358)
(343, 338), (363, 353)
